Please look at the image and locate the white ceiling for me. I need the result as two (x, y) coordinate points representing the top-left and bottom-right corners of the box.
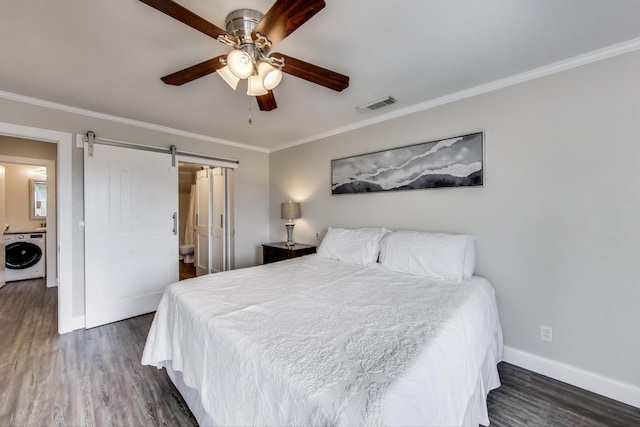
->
(2, 0), (640, 151)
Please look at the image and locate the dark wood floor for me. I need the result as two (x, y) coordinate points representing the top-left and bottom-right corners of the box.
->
(487, 363), (640, 426)
(1, 279), (639, 426)
(179, 260), (196, 281)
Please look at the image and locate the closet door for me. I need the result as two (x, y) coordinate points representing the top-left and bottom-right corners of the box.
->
(210, 168), (225, 273)
(194, 167), (230, 275)
(194, 169), (211, 276)
(84, 144), (178, 328)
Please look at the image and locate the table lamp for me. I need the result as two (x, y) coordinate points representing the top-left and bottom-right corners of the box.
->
(281, 201), (301, 246)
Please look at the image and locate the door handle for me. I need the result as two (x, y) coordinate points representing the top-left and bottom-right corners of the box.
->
(172, 212), (177, 235)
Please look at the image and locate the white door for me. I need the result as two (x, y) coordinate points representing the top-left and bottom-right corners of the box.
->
(194, 169), (211, 276)
(84, 144), (178, 328)
(225, 168), (235, 271)
(0, 165), (5, 288)
(210, 168), (225, 273)
(192, 166), (234, 276)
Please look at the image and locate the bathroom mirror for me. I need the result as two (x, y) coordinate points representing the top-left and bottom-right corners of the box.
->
(29, 179), (47, 220)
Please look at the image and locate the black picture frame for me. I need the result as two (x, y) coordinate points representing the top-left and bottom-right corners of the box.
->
(331, 132), (484, 194)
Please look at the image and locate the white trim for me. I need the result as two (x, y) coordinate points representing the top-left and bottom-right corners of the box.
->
(177, 154), (238, 169)
(72, 315), (86, 331)
(0, 90), (268, 154)
(0, 122), (75, 334)
(504, 346), (640, 409)
(271, 36), (640, 152)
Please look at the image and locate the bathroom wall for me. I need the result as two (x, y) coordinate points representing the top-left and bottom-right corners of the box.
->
(0, 135), (57, 160)
(0, 162), (46, 232)
(0, 136), (56, 232)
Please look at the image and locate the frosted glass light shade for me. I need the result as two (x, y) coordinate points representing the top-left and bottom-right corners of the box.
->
(217, 65), (240, 90)
(227, 49), (253, 79)
(258, 61), (283, 90)
(247, 74), (268, 96)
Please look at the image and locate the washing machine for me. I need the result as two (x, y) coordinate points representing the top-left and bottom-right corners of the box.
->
(4, 232), (46, 282)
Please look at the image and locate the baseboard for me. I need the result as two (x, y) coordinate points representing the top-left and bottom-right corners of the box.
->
(504, 346), (640, 409)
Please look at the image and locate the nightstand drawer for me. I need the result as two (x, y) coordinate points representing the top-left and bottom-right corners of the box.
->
(262, 242), (317, 264)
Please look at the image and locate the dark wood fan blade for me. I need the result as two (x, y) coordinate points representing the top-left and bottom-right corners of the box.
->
(252, 0), (325, 48)
(275, 54), (349, 92)
(139, 0), (235, 43)
(161, 55), (226, 86)
(257, 91), (277, 111)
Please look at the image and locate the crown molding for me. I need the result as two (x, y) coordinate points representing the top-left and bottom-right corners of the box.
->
(0, 90), (269, 153)
(271, 36), (640, 152)
(2, 36), (640, 155)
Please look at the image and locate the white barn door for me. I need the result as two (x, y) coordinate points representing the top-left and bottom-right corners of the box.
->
(84, 144), (178, 328)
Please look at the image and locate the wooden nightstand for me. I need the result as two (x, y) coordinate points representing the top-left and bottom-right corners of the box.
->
(262, 242), (317, 264)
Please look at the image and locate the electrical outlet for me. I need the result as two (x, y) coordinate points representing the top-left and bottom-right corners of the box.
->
(541, 325), (553, 342)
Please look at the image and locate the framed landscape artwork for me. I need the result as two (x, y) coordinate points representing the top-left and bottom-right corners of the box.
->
(331, 132), (484, 194)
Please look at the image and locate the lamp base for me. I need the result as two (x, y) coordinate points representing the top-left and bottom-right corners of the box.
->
(285, 223), (295, 246)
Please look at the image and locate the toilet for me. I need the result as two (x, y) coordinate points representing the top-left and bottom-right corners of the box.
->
(179, 244), (194, 263)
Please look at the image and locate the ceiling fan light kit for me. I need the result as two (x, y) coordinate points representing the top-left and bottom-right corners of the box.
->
(139, 0), (349, 111)
(226, 48), (254, 80)
(247, 74), (269, 96)
(216, 65), (240, 90)
(222, 9), (285, 95)
(258, 62), (283, 91)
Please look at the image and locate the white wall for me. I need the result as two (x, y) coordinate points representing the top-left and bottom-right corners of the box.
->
(0, 96), (270, 323)
(269, 49), (640, 400)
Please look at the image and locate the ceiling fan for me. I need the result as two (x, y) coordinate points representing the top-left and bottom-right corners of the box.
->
(139, 0), (350, 111)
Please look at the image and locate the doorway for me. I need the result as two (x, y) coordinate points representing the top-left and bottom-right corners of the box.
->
(178, 162), (234, 280)
(0, 123), (73, 334)
(0, 138), (57, 289)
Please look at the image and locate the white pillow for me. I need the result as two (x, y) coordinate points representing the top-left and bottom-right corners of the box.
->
(463, 236), (476, 278)
(317, 227), (391, 265)
(379, 231), (475, 281)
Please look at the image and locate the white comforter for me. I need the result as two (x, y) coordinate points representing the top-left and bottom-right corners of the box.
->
(142, 255), (503, 426)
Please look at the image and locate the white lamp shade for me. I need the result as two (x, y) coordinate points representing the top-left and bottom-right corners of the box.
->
(258, 61), (283, 90)
(217, 65), (240, 90)
(227, 49), (253, 79)
(247, 74), (268, 96)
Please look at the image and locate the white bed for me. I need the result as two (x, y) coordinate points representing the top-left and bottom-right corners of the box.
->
(142, 244), (503, 426)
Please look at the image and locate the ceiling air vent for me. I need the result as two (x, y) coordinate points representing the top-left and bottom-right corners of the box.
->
(358, 96), (397, 113)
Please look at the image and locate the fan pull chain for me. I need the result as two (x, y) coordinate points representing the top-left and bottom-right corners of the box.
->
(248, 105), (252, 125)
